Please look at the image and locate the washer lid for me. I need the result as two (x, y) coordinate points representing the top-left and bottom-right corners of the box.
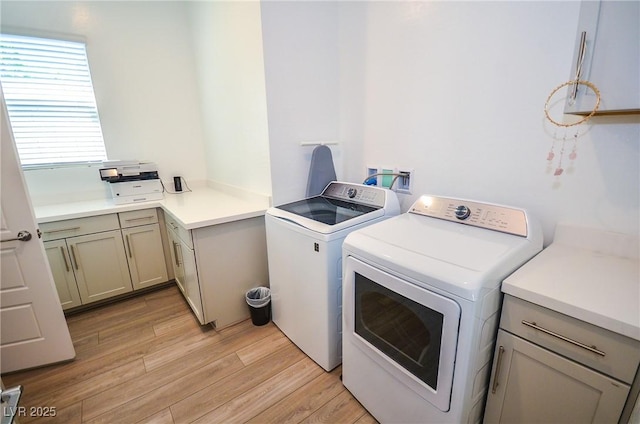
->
(344, 212), (542, 301)
(267, 200), (385, 234)
(267, 182), (400, 234)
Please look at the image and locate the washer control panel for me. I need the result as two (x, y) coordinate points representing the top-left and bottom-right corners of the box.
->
(409, 195), (529, 237)
(323, 182), (386, 208)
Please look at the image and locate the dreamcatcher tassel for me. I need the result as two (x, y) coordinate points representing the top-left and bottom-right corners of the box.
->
(543, 79), (600, 179)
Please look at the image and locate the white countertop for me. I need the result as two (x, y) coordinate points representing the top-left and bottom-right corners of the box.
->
(502, 224), (640, 341)
(34, 187), (271, 230)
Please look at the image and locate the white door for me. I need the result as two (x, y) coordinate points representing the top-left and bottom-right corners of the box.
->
(0, 92), (75, 373)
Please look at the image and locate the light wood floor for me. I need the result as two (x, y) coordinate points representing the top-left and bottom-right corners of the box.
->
(2, 285), (377, 424)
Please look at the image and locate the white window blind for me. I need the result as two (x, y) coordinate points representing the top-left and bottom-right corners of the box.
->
(0, 33), (107, 167)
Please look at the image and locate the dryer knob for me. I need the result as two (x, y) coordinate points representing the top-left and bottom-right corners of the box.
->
(454, 205), (471, 220)
(347, 188), (358, 198)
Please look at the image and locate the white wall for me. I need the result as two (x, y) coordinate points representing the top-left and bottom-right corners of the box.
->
(261, 1), (342, 203)
(1, 1), (208, 204)
(262, 1), (639, 244)
(3, 1), (638, 244)
(188, 1), (272, 198)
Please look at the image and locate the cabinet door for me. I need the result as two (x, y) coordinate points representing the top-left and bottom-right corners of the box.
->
(122, 223), (168, 290)
(565, 0), (640, 114)
(177, 238), (203, 324)
(166, 226), (185, 294)
(43, 240), (81, 310)
(67, 230), (133, 304)
(484, 330), (630, 424)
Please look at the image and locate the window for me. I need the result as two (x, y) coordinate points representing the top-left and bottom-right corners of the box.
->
(0, 33), (107, 167)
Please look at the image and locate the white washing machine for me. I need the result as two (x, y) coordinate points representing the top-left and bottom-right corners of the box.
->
(265, 182), (400, 371)
(342, 195), (543, 423)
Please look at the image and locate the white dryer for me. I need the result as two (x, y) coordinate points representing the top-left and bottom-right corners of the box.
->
(342, 195), (543, 423)
(265, 182), (400, 371)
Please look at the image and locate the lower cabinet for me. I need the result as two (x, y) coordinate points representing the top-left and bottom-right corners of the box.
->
(166, 223), (203, 323)
(43, 240), (82, 310)
(484, 295), (638, 423)
(165, 214), (268, 329)
(122, 223), (168, 290)
(44, 230), (133, 307)
(484, 329), (630, 423)
(67, 230), (134, 304)
(42, 209), (169, 310)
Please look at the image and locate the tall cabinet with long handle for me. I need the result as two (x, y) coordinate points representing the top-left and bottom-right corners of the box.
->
(564, 0), (640, 114)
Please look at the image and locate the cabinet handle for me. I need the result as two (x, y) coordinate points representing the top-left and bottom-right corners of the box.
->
(43, 226), (81, 234)
(172, 241), (180, 267)
(70, 245), (79, 270)
(491, 346), (505, 394)
(125, 235), (133, 258)
(176, 243), (183, 266)
(60, 246), (70, 272)
(570, 31), (587, 103)
(124, 216), (155, 223)
(521, 320), (605, 357)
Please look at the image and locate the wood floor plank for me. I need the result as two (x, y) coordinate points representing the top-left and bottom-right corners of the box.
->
(65, 296), (149, 338)
(85, 353), (245, 424)
(20, 359), (146, 423)
(7, 335), (160, 397)
(193, 356), (325, 424)
(235, 330), (291, 365)
(94, 302), (186, 344)
(72, 332), (100, 353)
(170, 344), (307, 424)
(98, 323), (156, 346)
(136, 408), (174, 424)
(82, 322), (277, 420)
(355, 413), (380, 424)
(151, 310), (197, 337)
(67, 289), (185, 344)
(142, 319), (279, 372)
(301, 389), (370, 423)
(246, 366), (346, 424)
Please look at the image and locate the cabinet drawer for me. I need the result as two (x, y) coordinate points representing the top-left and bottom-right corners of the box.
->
(165, 214), (192, 248)
(119, 208), (159, 228)
(501, 295), (640, 384)
(41, 214), (120, 241)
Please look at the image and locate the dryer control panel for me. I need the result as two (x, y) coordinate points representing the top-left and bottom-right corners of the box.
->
(409, 195), (529, 237)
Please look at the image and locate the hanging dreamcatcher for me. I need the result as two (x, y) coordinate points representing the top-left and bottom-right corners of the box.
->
(543, 79), (600, 177)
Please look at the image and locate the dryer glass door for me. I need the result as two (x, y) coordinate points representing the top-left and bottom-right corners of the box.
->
(344, 256), (461, 412)
(355, 272), (444, 391)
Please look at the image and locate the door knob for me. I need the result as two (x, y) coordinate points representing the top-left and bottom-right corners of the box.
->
(1, 230), (33, 242)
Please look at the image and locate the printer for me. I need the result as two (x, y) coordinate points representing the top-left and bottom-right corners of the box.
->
(99, 160), (163, 204)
